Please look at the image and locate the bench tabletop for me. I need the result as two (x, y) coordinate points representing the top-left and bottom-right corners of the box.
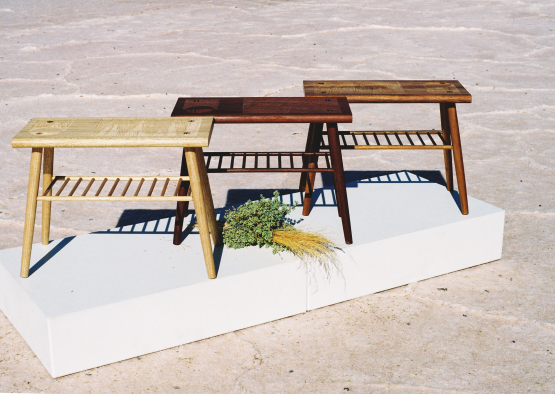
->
(304, 80), (472, 103)
(171, 97), (352, 123)
(12, 117), (214, 148)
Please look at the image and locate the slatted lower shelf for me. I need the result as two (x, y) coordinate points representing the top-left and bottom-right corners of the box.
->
(38, 176), (192, 201)
(203, 152), (334, 173)
(321, 130), (453, 150)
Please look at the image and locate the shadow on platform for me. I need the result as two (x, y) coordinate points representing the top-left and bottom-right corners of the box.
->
(28, 169), (453, 276)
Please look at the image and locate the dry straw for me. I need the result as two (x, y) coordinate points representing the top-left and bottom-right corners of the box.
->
(272, 227), (342, 277)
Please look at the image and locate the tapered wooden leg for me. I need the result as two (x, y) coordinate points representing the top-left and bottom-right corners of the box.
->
(327, 123), (353, 244)
(301, 123), (323, 216)
(299, 123), (315, 191)
(195, 148), (222, 246)
(21, 148), (43, 278)
(185, 148), (216, 279)
(41, 148), (54, 245)
(174, 148), (191, 245)
(439, 104), (454, 191)
(447, 103), (469, 215)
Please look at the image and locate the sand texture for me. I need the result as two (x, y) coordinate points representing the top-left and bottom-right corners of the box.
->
(1, 0), (554, 392)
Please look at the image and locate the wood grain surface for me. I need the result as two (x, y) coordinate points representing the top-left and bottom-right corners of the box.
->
(171, 97), (352, 123)
(12, 117), (214, 148)
(303, 80), (472, 103)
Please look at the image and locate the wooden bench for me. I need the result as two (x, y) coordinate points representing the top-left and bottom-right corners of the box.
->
(171, 97), (355, 244)
(12, 117), (221, 279)
(302, 80), (472, 214)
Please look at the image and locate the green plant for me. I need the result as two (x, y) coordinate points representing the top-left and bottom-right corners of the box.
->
(223, 191), (297, 253)
(223, 191), (343, 275)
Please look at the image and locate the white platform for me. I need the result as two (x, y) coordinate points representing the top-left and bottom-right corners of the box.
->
(0, 172), (504, 377)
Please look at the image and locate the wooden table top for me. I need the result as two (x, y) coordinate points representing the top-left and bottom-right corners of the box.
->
(12, 117), (214, 148)
(171, 97), (352, 123)
(304, 80), (472, 103)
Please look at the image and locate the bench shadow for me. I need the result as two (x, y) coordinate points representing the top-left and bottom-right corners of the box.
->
(27, 170), (456, 276)
(223, 169), (454, 212)
(28, 236), (76, 277)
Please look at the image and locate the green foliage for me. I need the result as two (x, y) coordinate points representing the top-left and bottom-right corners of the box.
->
(223, 191), (297, 253)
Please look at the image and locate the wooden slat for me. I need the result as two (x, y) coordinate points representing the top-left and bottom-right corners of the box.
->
(147, 178), (157, 196)
(416, 133), (427, 146)
(384, 133), (393, 146)
(57, 176), (189, 181)
(316, 130), (452, 150)
(121, 178), (133, 196)
(323, 130), (440, 135)
(174, 179), (182, 196)
(200, 152), (334, 172)
(68, 178), (82, 196)
(160, 178), (170, 196)
(206, 168), (334, 173)
(82, 178), (95, 196)
(42, 176), (61, 197)
(427, 132), (438, 146)
(55, 178), (70, 196)
(95, 178), (108, 196)
(436, 132), (448, 145)
(134, 178), (145, 196)
(108, 178), (120, 196)
(37, 196), (193, 202)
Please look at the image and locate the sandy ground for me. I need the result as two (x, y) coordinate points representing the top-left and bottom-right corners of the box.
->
(1, 0), (554, 392)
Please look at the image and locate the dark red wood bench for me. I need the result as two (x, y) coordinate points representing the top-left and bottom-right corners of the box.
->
(171, 97), (355, 244)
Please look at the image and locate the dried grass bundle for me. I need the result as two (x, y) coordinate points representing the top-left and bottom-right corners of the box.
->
(272, 227), (342, 277)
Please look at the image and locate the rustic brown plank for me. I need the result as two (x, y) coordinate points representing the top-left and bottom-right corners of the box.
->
(303, 80), (472, 103)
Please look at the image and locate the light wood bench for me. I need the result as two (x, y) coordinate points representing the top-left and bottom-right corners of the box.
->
(302, 80), (472, 214)
(12, 117), (221, 279)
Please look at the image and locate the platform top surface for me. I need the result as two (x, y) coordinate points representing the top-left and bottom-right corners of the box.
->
(171, 97), (352, 123)
(12, 117), (214, 148)
(0, 172), (503, 317)
(303, 80), (472, 103)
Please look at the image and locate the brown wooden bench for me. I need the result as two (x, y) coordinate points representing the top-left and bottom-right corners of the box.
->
(302, 80), (472, 215)
(171, 97), (355, 244)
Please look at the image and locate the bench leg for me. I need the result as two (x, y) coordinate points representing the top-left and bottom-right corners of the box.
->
(41, 148), (54, 245)
(327, 123), (353, 244)
(195, 148), (222, 246)
(174, 148), (191, 245)
(447, 103), (469, 215)
(300, 122), (323, 216)
(185, 148), (217, 279)
(299, 123), (314, 192)
(439, 104), (454, 192)
(21, 148), (43, 278)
